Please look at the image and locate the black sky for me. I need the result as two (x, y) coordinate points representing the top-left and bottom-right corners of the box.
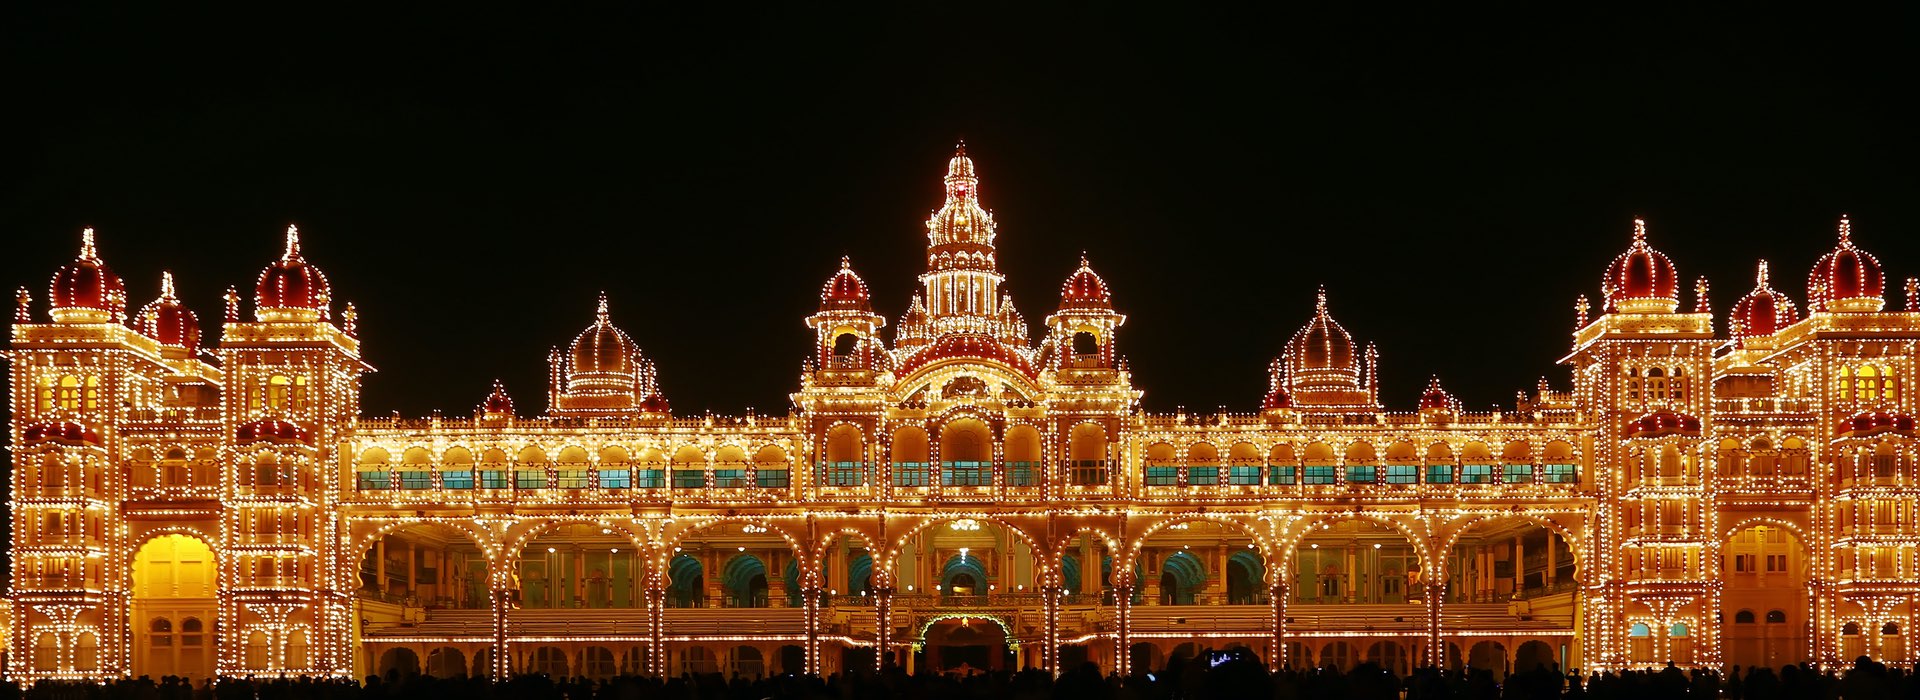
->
(3, 6), (1915, 418)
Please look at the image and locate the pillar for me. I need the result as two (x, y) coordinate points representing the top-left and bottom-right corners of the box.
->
(1513, 536), (1524, 595)
(645, 582), (667, 676)
(1545, 532), (1558, 588)
(1042, 584), (1062, 674)
(1425, 583), (1447, 667)
(803, 585), (823, 674)
(490, 586), (512, 680)
(376, 538), (388, 596)
(1079, 537), (1097, 597)
(1268, 583), (1289, 671)
(407, 539), (418, 595)
(1114, 583), (1135, 676)
(874, 585), (894, 672)
(1344, 545), (1358, 603)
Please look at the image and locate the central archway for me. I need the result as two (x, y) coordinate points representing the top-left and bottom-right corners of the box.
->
(916, 615), (1016, 674)
(132, 534), (217, 681)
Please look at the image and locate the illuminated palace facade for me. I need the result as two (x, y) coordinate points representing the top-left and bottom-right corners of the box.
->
(7, 146), (1920, 684)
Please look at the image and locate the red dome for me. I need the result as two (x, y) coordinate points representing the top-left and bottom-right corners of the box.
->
(1287, 288), (1356, 374)
(569, 295), (641, 384)
(235, 418), (312, 445)
(819, 257), (872, 312)
(1602, 219), (1679, 310)
(1625, 409), (1702, 439)
(1262, 388), (1293, 410)
(639, 393), (671, 415)
(1730, 261), (1798, 344)
(138, 272), (201, 351)
(479, 379), (514, 416)
(896, 333), (1036, 378)
(48, 228), (127, 322)
(255, 225), (332, 320)
(1058, 255), (1113, 310)
(1808, 216), (1885, 312)
(21, 421), (103, 446)
(1418, 376), (1453, 411)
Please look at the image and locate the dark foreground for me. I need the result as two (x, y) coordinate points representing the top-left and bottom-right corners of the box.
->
(8, 658), (1915, 700)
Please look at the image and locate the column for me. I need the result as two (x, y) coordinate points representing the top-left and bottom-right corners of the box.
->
(645, 582), (667, 676)
(1344, 545), (1358, 603)
(1513, 537), (1524, 596)
(1042, 584), (1062, 674)
(1425, 583), (1447, 667)
(1079, 537), (1096, 596)
(407, 539), (418, 595)
(803, 584), (823, 674)
(1206, 545), (1227, 605)
(375, 538), (388, 596)
(1545, 532), (1558, 588)
(874, 585), (894, 672)
(1114, 583), (1135, 676)
(1268, 583), (1289, 671)
(490, 586), (512, 680)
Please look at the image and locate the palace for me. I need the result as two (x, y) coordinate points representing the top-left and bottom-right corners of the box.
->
(5, 144), (1918, 684)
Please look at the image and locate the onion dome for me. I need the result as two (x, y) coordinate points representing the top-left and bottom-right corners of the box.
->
(1058, 254), (1114, 311)
(234, 418), (312, 445)
(21, 421), (104, 446)
(1839, 411), (1917, 438)
(48, 228), (128, 324)
(1729, 261), (1798, 344)
(254, 225), (332, 322)
(1287, 287), (1357, 377)
(479, 379), (514, 416)
(1602, 219), (1680, 313)
(1261, 387), (1293, 410)
(639, 393), (671, 415)
(896, 333), (1036, 378)
(1625, 409), (1702, 439)
(926, 141), (997, 247)
(1418, 376), (1455, 411)
(567, 294), (642, 391)
(138, 271), (201, 355)
(819, 256), (872, 312)
(1808, 215), (1886, 313)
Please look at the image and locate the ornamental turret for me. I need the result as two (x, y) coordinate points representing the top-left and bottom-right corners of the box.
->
(1277, 287), (1376, 411)
(1729, 261), (1797, 346)
(137, 271), (201, 358)
(1043, 255), (1126, 372)
(48, 228), (128, 324)
(808, 257), (887, 374)
(549, 294), (665, 418)
(916, 141), (1026, 344)
(254, 225), (333, 322)
(1807, 215), (1886, 313)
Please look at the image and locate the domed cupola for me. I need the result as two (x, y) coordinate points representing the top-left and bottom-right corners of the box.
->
(1602, 218), (1680, 313)
(1418, 375), (1457, 412)
(1729, 261), (1798, 345)
(927, 141), (996, 248)
(254, 225), (333, 322)
(567, 294), (642, 391)
(479, 379), (514, 417)
(48, 228), (128, 324)
(1058, 254), (1113, 311)
(1808, 215), (1886, 313)
(138, 271), (201, 357)
(1280, 287), (1377, 409)
(819, 256), (873, 312)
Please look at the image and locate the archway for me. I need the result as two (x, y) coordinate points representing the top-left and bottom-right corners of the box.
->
(1468, 640), (1508, 679)
(1138, 519), (1262, 606)
(1319, 640), (1357, 671)
(1365, 640), (1411, 676)
(132, 534), (216, 681)
(377, 647), (421, 678)
(893, 518), (1037, 599)
(1447, 517), (1576, 605)
(361, 523), (488, 608)
(938, 418), (993, 487)
(1512, 640), (1555, 674)
(526, 645), (568, 676)
(731, 645), (764, 677)
(668, 554), (704, 608)
(1057, 530), (1114, 603)
(1292, 520), (1419, 604)
(519, 523), (637, 609)
(917, 616), (1014, 674)
(1720, 523), (1807, 668)
(425, 646), (467, 677)
(721, 554), (770, 608)
(672, 519), (803, 607)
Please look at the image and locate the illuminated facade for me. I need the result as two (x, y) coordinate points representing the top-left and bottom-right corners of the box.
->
(7, 145), (1918, 683)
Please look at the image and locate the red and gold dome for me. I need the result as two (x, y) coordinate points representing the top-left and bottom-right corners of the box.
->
(1807, 216), (1886, 313)
(21, 420), (104, 446)
(819, 257), (873, 312)
(567, 294), (644, 391)
(138, 271), (201, 355)
(896, 333), (1037, 378)
(1626, 409), (1702, 439)
(1058, 254), (1113, 311)
(1418, 376), (1455, 412)
(1729, 261), (1797, 345)
(1287, 288), (1356, 377)
(255, 225), (332, 322)
(1602, 219), (1680, 313)
(48, 228), (127, 324)
(1840, 410), (1916, 438)
(479, 379), (514, 416)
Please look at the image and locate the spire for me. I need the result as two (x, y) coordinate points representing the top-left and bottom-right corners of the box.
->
(14, 287), (30, 324)
(283, 224), (301, 261)
(342, 302), (358, 336)
(224, 286), (240, 322)
(954, 138), (966, 157)
(1574, 295), (1590, 328)
(1632, 218), (1647, 243)
(79, 227), (97, 259)
(1079, 250), (1090, 269)
(1694, 276), (1711, 314)
(595, 292), (610, 323)
(1315, 285), (1329, 315)
(1838, 214), (1852, 245)
(840, 255), (852, 270)
(1756, 260), (1770, 287)
(1908, 278), (1918, 313)
(159, 271), (178, 300)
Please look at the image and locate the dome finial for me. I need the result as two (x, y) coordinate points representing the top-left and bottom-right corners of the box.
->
(283, 224), (302, 260)
(79, 227), (97, 259)
(160, 271), (177, 299)
(955, 138), (966, 157)
(1838, 214), (1853, 245)
(595, 292), (610, 322)
(840, 255), (852, 270)
(1079, 251), (1090, 269)
(1315, 285), (1329, 314)
(1632, 218), (1648, 243)
(1756, 260), (1770, 287)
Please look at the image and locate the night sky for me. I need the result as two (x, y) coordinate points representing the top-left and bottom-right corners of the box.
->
(4, 6), (1915, 418)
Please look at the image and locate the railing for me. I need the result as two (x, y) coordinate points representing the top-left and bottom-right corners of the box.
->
(1713, 397), (1815, 414)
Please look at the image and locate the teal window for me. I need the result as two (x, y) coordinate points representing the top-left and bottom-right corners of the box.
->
(1345, 465), (1378, 483)
(1070, 460), (1107, 486)
(515, 469), (547, 489)
(819, 462), (866, 487)
(1187, 466), (1220, 486)
(671, 470), (705, 489)
(399, 471), (431, 489)
(1229, 465), (1262, 485)
(1006, 461), (1039, 487)
(1543, 464), (1577, 483)
(714, 469), (748, 488)
(442, 470), (474, 490)
(943, 461), (991, 487)
(1503, 464), (1535, 484)
(756, 468), (789, 489)
(892, 462), (930, 487)
(1462, 464), (1493, 484)
(1303, 466), (1337, 485)
(597, 469), (630, 489)
(1385, 465), (1418, 484)
(1425, 465), (1453, 484)
(1145, 466), (1179, 486)
(478, 469), (509, 489)
(1268, 465), (1296, 485)
(555, 469), (591, 489)
(357, 471), (390, 490)
(635, 469), (665, 489)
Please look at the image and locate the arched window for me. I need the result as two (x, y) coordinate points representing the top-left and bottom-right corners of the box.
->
(57, 375), (82, 410)
(821, 425), (866, 487)
(1645, 367), (1667, 401)
(82, 375), (100, 410)
(1068, 423), (1108, 486)
(1071, 331), (1099, 357)
(832, 333), (859, 358)
(1625, 367), (1642, 402)
(597, 445), (632, 489)
(1734, 610), (1756, 624)
(1765, 609), (1787, 624)
(267, 375), (291, 410)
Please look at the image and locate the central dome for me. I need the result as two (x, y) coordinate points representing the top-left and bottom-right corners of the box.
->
(1730, 261), (1798, 344)
(1288, 288), (1356, 374)
(1602, 219), (1680, 313)
(49, 228), (127, 324)
(568, 295), (641, 390)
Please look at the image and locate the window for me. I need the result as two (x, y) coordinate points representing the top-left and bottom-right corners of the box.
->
(1186, 465), (1219, 486)
(57, 375), (81, 410)
(755, 467), (788, 489)
(713, 468), (748, 488)
(1385, 465), (1418, 484)
(1734, 610), (1756, 624)
(516, 468), (548, 489)
(1006, 461), (1038, 486)
(479, 469), (510, 489)
(1461, 464), (1492, 484)
(357, 471), (390, 490)
(1766, 610), (1786, 624)
(671, 469), (705, 489)
(1503, 464), (1534, 484)
(892, 462), (930, 487)
(1268, 465), (1296, 485)
(555, 468), (591, 489)
(819, 461), (866, 487)
(1303, 466), (1337, 485)
(1425, 464), (1454, 484)
(1625, 368), (1641, 402)
(1070, 460), (1107, 486)
(942, 461), (990, 487)
(1766, 554), (1787, 572)
(442, 469), (474, 489)
(634, 468), (665, 489)
(1144, 466), (1178, 486)
(1345, 465), (1377, 483)
(1229, 465), (1262, 485)
(1543, 464), (1577, 483)
(1732, 554), (1755, 573)
(597, 468), (629, 489)
(399, 470), (432, 489)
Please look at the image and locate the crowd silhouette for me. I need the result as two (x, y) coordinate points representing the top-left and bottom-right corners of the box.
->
(6, 656), (1914, 700)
